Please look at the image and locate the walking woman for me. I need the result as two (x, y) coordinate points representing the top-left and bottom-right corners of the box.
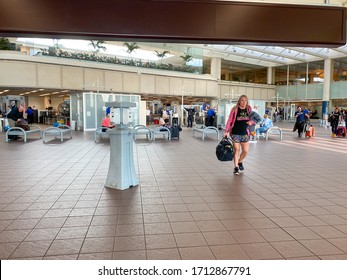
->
(224, 95), (255, 175)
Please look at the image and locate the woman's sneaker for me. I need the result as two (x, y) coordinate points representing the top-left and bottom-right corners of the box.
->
(238, 162), (244, 171)
(233, 167), (239, 175)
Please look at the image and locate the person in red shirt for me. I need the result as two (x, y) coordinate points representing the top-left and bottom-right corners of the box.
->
(101, 113), (115, 132)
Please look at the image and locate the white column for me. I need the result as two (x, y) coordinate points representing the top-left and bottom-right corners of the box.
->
(323, 58), (332, 102)
(210, 57), (221, 80)
(267, 67), (273, 85)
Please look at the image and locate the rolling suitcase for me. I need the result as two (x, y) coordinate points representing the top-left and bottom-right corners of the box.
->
(170, 126), (180, 139)
(336, 126), (346, 137)
(305, 125), (316, 138)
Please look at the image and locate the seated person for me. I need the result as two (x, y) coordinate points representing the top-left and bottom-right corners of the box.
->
(159, 117), (166, 126)
(101, 113), (115, 132)
(256, 114), (273, 139)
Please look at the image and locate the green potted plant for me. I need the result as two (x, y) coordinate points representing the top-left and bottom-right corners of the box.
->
(0, 37), (14, 50)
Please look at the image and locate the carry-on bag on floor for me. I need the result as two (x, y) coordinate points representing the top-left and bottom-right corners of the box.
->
(337, 126), (346, 137)
(170, 126), (180, 139)
(305, 125), (316, 138)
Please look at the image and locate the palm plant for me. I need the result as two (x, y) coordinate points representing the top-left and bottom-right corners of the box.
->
(154, 50), (170, 60)
(123, 42), (140, 58)
(89, 40), (107, 54)
(180, 53), (193, 65)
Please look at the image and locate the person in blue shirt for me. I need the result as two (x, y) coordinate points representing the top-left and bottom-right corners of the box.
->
(255, 114), (273, 139)
(26, 106), (34, 124)
(205, 105), (216, 126)
(293, 106), (310, 137)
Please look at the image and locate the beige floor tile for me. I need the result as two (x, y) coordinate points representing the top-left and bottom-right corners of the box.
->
(319, 254), (347, 260)
(112, 250), (147, 260)
(167, 212), (194, 222)
(196, 220), (227, 232)
(144, 223), (173, 235)
(257, 228), (294, 242)
(147, 248), (181, 260)
(116, 224), (144, 236)
(230, 229), (266, 244)
(0, 242), (20, 259)
(283, 227), (321, 240)
(203, 231), (237, 246)
(0, 229), (31, 243)
(241, 243), (283, 260)
(270, 240), (315, 258)
(175, 232), (207, 247)
(10, 240), (52, 259)
(191, 211), (219, 221)
(78, 252), (113, 260)
(309, 226), (347, 239)
(299, 239), (344, 255)
(327, 238), (347, 254)
(145, 234), (177, 249)
(221, 219), (253, 231)
(210, 244), (250, 259)
(170, 221), (199, 233)
(46, 238), (84, 256)
(25, 228), (60, 241)
(86, 225), (116, 238)
(179, 246), (215, 260)
(57, 226), (89, 239)
(114, 236), (145, 252)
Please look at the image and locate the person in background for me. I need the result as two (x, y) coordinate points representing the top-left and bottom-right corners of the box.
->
(256, 114), (273, 139)
(26, 106), (34, 124)
(248, 110), (261, 140)
(206, 105), (216, 127)
(184, 105), (196, 128)
(146, 107), (151, 125)
(7, 101), (22, 128)
(224, 95), (255, 175)
(101, 113), (115, 132)
(293, 106), (309, 138)
(329, 107), (341, 137)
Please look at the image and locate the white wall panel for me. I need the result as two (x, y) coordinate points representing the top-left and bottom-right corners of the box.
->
(140, 74), (155, 94)
(84, 69), (105, 91)
(195, 80), (207, 96)
(123, 72), (140, 93)
(155, 76), (170, 94)
(105, 71), (123, 92)
(169, 77), (183, 95)
(62, 67), (84, 90)
(37, 64), (61, 88)
(0, 61), (36, 87)
(206, 81), (218, 97)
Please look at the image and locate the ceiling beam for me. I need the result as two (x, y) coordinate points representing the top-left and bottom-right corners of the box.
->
(0, 0), (345, 47)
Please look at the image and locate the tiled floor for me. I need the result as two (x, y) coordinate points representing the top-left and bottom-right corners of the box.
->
(1, 121), (347, 260)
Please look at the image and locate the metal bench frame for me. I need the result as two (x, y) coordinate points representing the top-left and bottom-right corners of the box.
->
(43, 125), (72, 143)
(5, 125), (42, 142)
(94, 127), (111, 142)
(193, 125), (219, 141)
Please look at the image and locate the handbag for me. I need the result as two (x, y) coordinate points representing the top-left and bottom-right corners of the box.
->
(216, 136), (234, 161)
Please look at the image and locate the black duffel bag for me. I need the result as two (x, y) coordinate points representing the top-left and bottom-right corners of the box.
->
(216, 137), (234, 161)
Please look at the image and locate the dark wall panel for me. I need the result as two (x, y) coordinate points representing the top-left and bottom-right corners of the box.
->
(0, 0), (345, 47)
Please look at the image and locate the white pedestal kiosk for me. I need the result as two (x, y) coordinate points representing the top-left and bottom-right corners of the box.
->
(104, 101), (138, 190)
